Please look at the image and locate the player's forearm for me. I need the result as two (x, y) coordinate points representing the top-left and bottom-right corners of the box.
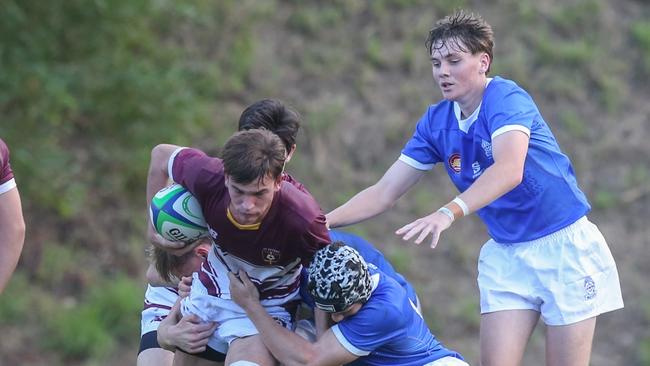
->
(326, 185), (394, 228)
(243, 302), (319, 366)
(327, 160), (423, 228)
(146, 144), (179, 204)
(0, 190), (25, 294)
(314, 308), (331, 339)
(0, 230), (24, 293)
(456, 159), (523, 215)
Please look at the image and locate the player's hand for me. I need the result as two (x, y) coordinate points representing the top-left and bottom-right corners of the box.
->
(395, 211), (453, 248)
(148, 223), (194, 256)
(178, 276), (193, 298)
(229, 270), (260, 309)
(158, 299), (218, 353)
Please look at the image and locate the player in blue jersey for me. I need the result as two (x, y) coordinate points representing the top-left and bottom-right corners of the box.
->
(230, 242), (467, 366)
(326, 9), (623, 366)
(295, 230), (421, 347)
(299, 230), (420, 312)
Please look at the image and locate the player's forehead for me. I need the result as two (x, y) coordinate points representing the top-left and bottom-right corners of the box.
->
(228, 174), (276, 193)
(430, 37), (470, 59)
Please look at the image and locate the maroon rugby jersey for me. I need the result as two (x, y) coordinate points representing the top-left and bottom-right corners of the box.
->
(169, 147), (330, 304)
(0, 138), (16, 195)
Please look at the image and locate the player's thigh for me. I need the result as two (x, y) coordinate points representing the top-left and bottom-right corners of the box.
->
(173, 351), (224, 366)
(137, 348), (174, 366)
(226, 335), (276, 366)
(545, 316), (596, 366)
(480, 309), (539, 366)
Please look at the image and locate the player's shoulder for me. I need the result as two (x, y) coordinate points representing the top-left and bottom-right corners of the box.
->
(278, 181), (321, 214)
(175, 147), (221, 165)
(365, 272), (406, 319)
(484, 76), (528, 99)
(416, 101), (456, 133)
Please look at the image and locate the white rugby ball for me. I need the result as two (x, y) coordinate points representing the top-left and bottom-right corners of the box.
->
(149, 184), (208, 242)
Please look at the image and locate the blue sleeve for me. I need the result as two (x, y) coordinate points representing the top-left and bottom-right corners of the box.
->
(335, 301), (405, 354)
(400, 107), (442, 168)
(483, 83), (537, 136)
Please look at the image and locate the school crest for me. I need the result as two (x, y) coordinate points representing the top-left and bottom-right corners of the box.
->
(262, 248), (281, 265)
(584, 276), (596, 301)
(448, 153), (461, 173)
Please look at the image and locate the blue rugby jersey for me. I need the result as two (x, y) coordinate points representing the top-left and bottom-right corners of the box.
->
(332, 267), (463, 366)
(401, 76), (590, 243)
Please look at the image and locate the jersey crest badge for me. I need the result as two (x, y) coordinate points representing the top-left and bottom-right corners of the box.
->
(448, 153), (461, 173)
(584, 276), (596, 301)
(262, 248), (281, 265)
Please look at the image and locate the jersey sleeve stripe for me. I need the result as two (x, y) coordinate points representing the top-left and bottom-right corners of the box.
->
(0, 178), (16, 195)
(168, 147), (186, 182)
(491, 125), (531, 140)
(398, 154), (435, 171)
(331, 324), (370, 356)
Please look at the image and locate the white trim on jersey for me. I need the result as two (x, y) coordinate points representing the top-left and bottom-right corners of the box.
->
(331, 324), (370, 356)
(168, 147), (187, 181)
(0, 178), (16, 196)
(454, 78), (493, 134)
(398, 154), (434, 171)
(454, 101), (482, 133)
(491, 125), (531, 140)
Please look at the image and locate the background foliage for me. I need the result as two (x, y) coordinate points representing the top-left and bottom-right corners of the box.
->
(1, 0), (649, 364)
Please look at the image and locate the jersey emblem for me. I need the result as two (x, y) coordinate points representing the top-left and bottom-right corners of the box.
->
(481, 139), (493, 158)
(448, 153), (461, 173)
(262, 248), (281, 265)
(584, 276), (596, 301)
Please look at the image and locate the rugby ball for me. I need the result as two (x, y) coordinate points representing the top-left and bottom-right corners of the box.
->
(150, 184), (208, 242)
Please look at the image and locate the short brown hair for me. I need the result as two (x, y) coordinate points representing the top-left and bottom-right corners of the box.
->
(222, 129), (286, 184)
(425, 10), (494, 73)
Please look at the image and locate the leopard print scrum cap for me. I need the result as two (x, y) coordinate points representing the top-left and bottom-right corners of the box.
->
(307, 241), (372, 313)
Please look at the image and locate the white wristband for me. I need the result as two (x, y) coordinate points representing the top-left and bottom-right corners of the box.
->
(452, 196), (469, 217)
(437, 207), (455, 222)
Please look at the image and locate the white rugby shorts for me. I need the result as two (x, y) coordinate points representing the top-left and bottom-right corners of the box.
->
(478, 216), (624, 326)
(140, 285), (177, 336)
(181, 272), (293, 353)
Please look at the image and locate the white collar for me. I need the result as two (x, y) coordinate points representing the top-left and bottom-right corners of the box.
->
(454, 78), (492, 133)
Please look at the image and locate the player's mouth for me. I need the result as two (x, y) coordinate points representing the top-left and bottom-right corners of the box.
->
(440, 81), (453, 90)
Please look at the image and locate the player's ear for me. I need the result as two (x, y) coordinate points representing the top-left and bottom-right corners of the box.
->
(479, 52), (490, 74)
(195, 245), (209, 258)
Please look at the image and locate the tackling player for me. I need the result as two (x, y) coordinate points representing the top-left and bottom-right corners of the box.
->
(230, 242), (467, 366)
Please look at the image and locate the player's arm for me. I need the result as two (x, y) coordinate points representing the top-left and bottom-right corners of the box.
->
(314, 308), (332, 339)
(454, 130), (528, 214)
(326, 160), (424, 228)
(157, 299), (217, 353)
(396, 130), (529, 247)
(0, 187), (25, 294)
(230, 271), (358, 366)
(146, 144), (187, 252)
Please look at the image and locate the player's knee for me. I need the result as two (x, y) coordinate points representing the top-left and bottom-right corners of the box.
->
(229, 361), (260, 366)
